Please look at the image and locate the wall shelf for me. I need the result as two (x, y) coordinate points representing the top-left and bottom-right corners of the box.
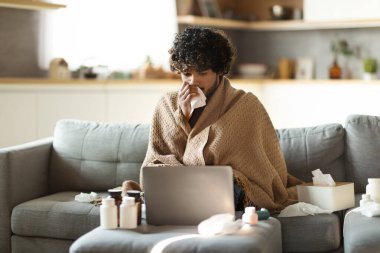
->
(177, 15), (380, 31)
(0, 0), (65, 10)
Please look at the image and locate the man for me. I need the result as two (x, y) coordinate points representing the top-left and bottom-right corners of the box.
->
(140, 26), (301, 212)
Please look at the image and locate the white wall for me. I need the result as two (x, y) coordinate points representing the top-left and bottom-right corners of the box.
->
(260, 81), (380, 129)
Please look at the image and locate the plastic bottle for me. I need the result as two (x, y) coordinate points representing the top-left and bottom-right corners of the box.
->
(242, 206), (258, 225)
(100, 197), (117, 229)
(366, 178), (380, 203)
(360, 194), (372, 207)
(127, 190), (142, 225)
(120, 196), (137, 229)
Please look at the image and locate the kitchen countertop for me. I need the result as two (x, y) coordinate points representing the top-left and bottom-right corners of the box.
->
(1, 78), (380, 85)
(0, 78), (180, 85)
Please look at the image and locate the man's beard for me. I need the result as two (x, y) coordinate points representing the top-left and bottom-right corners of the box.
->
(205, 75), (221, 97)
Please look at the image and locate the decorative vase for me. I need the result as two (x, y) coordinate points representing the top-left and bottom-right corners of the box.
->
(363, 58), (377, 80)
(341, 56), (354, 79)
(363, 72), (377, 80)
(329, 57), (341, 79)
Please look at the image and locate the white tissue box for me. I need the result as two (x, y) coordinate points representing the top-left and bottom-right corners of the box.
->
(297, 182), (355, 211)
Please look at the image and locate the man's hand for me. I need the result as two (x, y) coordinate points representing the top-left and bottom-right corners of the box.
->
(178, 82), (199, 121)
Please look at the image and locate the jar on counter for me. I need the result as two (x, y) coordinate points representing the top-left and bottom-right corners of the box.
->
(366, 178), (380, 203)
(127, 190), (142, 225)
(329, 57), (342, 79)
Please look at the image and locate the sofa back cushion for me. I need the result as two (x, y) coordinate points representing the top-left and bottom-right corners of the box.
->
(276, 124), (345, 182)
(345, 114), (380, 193)
(49, 119), (149, 192)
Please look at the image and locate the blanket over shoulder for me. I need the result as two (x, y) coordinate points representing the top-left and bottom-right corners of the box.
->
(141, 77), (301, 212)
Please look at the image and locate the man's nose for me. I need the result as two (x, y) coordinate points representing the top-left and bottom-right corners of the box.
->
(189, 75), (199, 85)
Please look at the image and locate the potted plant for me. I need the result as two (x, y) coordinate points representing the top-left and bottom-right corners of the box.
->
(363, 58), (377, 80)
(330, 38), (354, 79)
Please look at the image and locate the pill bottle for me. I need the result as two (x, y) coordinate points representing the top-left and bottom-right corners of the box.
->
(108, 189), (123, 226)
(127, 190), (142, 225)
(242, 206), (258, 225)
(100, 197), (117, 229)
(366, 178), (380, 203)
(120, 196), (137, 229)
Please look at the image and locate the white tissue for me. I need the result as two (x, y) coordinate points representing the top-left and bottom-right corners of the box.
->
(74, 192), (99, 203)
(198, 213), (242, 236)
(352, 202), (380, 217)
(278, 202), (333, 217)
(190, 87), (206, 113)
(312, 169), (336, 186)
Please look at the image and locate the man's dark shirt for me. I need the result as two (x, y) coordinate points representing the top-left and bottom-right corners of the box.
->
(186, 86), (245, 211)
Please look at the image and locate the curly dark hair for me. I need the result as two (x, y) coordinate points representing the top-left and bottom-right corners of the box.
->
(169, 27), (236, 75)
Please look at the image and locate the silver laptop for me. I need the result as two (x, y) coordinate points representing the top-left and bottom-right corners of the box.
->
(142, 165), (235, 226)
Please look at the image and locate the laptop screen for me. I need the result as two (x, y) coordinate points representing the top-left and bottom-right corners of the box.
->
(142, 165), (235, 226)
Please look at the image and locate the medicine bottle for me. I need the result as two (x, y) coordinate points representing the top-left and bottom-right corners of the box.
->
(366, 178), (380, 203)
(242, 206), (258, 225)
(120, 196), (137, 229)
(100, 197), (117, 229)
(127, 190), (142, 225)
(108, 189), (123, 226)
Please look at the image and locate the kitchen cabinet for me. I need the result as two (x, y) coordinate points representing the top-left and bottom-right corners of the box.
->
(176, 1), (380, 80)
(0, 80), (180, 148)
(177, 0), (380, 31)
(0, 91), (37, 148)
(2, 79), (380, 148)
(37, 89), (106, 138)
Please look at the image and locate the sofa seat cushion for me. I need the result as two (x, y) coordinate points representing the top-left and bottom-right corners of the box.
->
(70, 218), (282, 253)
(11, 192), (100, 240)
(344, 210), (380, 253)
(277, 213), (341, 252)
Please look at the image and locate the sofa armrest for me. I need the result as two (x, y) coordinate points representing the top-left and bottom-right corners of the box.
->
(0, 137), (52, 253)
(0, 137), (53, 206)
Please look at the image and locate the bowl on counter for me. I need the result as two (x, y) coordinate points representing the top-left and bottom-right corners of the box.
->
(237, 63), (267, 78)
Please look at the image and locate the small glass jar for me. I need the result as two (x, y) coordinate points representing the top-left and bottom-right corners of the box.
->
(366, 178), (380, 203)
(329, 58), (342, 79)
(127, 190), (142, 225)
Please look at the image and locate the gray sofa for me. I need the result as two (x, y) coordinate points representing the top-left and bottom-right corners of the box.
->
(1, 114), (380, 253)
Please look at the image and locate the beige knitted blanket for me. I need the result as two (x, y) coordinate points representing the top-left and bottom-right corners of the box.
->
(141, 77), (301, 212)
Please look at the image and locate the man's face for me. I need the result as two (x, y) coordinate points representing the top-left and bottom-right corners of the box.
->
(181, 68), (220, 96)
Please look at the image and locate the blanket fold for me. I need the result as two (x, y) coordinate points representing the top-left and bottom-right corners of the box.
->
(141, 77), (301, 212)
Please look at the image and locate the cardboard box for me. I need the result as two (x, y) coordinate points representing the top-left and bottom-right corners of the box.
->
(297, 182), (355, 211)
(304, 0), (380, 21)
